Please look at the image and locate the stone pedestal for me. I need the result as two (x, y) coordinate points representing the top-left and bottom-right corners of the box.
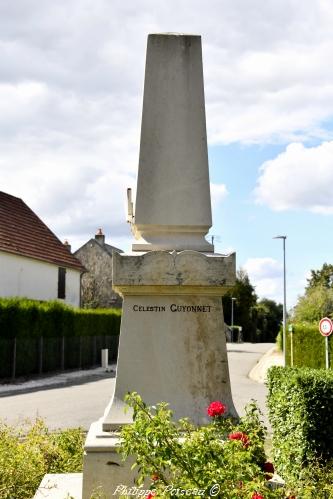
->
(82, 250), (236, 498)
(104, 250), (236, 428)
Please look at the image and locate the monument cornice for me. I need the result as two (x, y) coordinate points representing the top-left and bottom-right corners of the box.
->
(112, 284), (232, 297)
(112, 250), (236, 289)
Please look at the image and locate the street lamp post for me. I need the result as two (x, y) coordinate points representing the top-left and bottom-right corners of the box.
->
(274, 235), (287, 367)
(231, 297), (236, 343)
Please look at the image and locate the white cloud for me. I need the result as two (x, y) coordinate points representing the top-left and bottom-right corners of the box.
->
(210, 183), (228, 209)
(255, 141), (333, 213)
(243, 257), (283, 301)
(2, 0), (333, 249)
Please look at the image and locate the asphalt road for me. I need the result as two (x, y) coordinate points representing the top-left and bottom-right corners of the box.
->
(227, 342), (273, 426)
(0, 342), (273, 430)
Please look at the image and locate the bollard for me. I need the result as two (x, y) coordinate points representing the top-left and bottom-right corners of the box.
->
(101, 349), (109, 369)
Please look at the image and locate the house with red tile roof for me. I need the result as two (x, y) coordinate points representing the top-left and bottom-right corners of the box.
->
(0, 191), (85, 306)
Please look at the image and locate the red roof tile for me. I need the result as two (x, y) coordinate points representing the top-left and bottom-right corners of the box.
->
(0, 191), (85, 271)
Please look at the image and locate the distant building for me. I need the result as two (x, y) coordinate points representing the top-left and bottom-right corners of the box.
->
(0, 191), (85, 306)
(74, 229), (123, 308)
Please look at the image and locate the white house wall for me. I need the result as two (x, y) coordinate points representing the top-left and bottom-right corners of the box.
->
(0, 251), (81, 307)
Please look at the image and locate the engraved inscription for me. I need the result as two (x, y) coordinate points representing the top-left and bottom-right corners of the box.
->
(132, 304), (212, 312)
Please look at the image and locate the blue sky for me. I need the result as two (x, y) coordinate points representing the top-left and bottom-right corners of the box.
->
(1, 1), (333, 309)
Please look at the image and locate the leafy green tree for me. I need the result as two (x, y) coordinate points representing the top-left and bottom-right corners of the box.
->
(306, 263), (333, 290)
(255, 299), (283, 342)
(293, 286), (333, 323)
(223, 269), (257, 341)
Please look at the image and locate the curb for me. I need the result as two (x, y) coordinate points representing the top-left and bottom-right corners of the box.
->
(248, 346), (283, 384)
(0, 365), (116, 397)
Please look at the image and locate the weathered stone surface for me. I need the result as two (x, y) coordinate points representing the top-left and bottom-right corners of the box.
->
(132, 34), (213, 252)
(103, 250), (237, 431)
(113, 250), (235, 292)
(82, 420), (136, 499)
(74, 238), (122, 308)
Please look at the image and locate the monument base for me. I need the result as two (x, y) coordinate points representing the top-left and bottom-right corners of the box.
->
(34, 473), (82, 499)
(82, 250), (237, 496)
(103, 250), (237, 431)
(82, 419), (136, 499)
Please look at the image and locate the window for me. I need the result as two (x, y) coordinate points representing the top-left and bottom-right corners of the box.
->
(58, 267), (66, 299)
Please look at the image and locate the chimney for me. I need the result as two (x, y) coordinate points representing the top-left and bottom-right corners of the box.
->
(63, 240), (71, 252)
(95, 228), (105, 245)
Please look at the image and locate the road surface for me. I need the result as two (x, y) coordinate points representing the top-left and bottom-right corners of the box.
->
(0, 342), (273, 430)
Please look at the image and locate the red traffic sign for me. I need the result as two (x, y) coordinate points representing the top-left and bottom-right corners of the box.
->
(319, 317), (333, 337)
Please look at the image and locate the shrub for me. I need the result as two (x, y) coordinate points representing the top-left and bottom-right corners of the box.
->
(0, 419), (84, 499)
(276, 322), (333, 369)
(119, 393), (282, 498)
(267, 366), (333, 481)
(0, 297), (121, 377)
(0, 297), (121, 339)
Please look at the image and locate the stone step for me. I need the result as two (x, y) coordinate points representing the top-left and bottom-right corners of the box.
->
(34, 473), (82, 499)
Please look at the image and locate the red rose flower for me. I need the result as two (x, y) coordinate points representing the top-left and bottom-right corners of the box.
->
(146, 493), (156, 499)
(207, 401), (227, 417)
(252, 493), (264, 499)
(262, 461), (274, 480)
(228, 431), (250, 448)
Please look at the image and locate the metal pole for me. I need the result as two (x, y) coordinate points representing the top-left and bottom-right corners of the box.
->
(282, 237), (287, 367)
(12, 337), (16, 380)
(274, 235), (287, 367)
(39, 336), (43, 375)
(61, 336), (65, 371)
(326, 336), (330, 369)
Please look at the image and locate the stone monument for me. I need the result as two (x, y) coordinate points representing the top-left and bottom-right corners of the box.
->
(82, 33), (236, 499)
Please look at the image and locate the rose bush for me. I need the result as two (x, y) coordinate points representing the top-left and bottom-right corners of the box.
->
(119, 393), (283, 498)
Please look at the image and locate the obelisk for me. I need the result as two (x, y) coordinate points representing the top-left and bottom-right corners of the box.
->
(132, 34), (213, 252)
(82, 34), (236, 499)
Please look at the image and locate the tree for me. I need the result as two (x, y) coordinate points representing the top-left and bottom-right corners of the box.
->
(255, 299), (283, 342)
(306, 263), (333, 290)
(292, 263), (333, 323)
(223, 269), (257, 341)
(293, 286), (333, 323)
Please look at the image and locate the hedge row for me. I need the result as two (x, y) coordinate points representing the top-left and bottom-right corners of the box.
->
(277, 322), (333, 368)
(0, 335), (119, 379)
(0, 297), (121, 339)
(267, 366), (333, 480)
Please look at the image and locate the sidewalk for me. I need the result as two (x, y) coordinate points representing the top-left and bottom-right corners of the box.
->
(0, 365), (116, 397)
(248, 346), (284, 384)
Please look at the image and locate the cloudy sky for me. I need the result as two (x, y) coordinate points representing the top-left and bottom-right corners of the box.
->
(1, 0), (333, 308)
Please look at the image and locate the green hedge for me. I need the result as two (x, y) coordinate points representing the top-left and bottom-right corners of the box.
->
(0, 298), (121, 378)
(0, 297), (121, 339)
(277, 322), (333, 368)
(267, 366), (333, 480)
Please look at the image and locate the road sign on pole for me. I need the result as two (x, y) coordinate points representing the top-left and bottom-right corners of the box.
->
(319, 318), (333, 369)
(319, 317), (333, 337)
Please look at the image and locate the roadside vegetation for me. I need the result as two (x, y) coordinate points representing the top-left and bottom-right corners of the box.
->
(223, 269), (283, 343)
(0, 419), (84, 499)
(2, 389), (333, 498)
(119, 392), (333, 498)
(276, 262), (333, 368)
(0, 297), (121, 379)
